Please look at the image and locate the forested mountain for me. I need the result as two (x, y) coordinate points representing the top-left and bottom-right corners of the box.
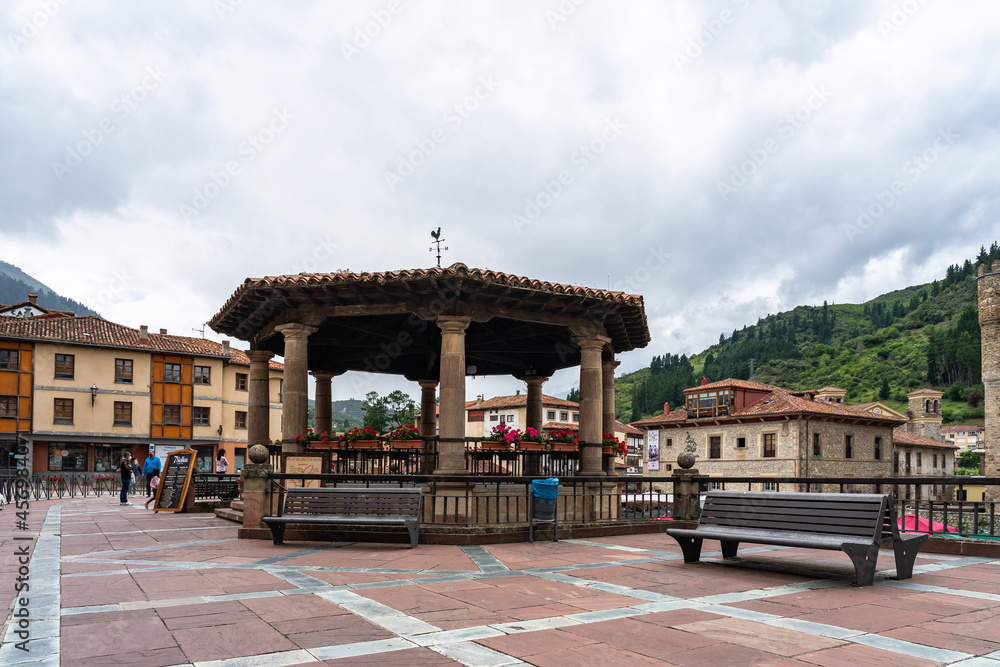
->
(0, 261), (100, 317)
(617, 244), (996, 425)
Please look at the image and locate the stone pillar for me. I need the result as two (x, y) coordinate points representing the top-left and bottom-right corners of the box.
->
(247, 350), (274, 449)
(311, 371), (335, 435)
(978, 261), (1000, 500)
(241, 446), (274, 529)
(577, 336), (610, 476)
(525, 376), (547, 433)
(419, 380), (438, 474)
(275, 323), (317, 453)
(602, 359), (620, 476)
(435, 317), (471, 475)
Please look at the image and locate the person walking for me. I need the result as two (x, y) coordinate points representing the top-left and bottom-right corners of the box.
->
(145, 473), (160, 509)
(118, 453), (134, 506)
(143, 449), (161, 497)
(216, 449), (229, 474)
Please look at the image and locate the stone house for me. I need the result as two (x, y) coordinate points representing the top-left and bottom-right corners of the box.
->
(633, 379), (903, 492)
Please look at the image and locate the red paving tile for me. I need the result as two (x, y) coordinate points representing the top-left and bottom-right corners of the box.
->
(172, 619), (299, 661)
(792, 643), (940, 667)
(795, 603), (942, 633)
(654, 641), (780, 667)
(670, 617), (845, 656)
(524, 642), (674, 666)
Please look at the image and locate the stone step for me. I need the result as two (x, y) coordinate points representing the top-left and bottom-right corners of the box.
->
(230, 499), (244, 512)
(215, 507), (243, 523)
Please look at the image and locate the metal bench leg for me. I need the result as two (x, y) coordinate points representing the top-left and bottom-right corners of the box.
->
(721, 540), (740, 559)
(268, 523), (285, 545)
(841, 543), (879, 587)
(893, 534), (928, 579)
(406, 521), (419, 549)
(552, 518), (558, 543)
(528, 516), (534, 544)
(674, 536), (704, 563)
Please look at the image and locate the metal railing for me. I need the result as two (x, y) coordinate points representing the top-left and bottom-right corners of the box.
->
(0, 471), (241, 505)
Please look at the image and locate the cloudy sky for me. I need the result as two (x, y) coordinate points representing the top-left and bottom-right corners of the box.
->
(2, 0), (998, 402)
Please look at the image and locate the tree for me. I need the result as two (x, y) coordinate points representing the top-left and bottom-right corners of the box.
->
(878, 378), (891, 400)
(361, 391), (389, 433)
(384, 390), (417, 427)
(567, 387), (580, 402)
(958, 449), (981, 470)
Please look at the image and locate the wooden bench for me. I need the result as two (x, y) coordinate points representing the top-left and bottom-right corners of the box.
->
(263, 487), (423, 548)
(666, 490), (928, 587)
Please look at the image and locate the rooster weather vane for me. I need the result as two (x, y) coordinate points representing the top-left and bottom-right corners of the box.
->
(429, 228), (448, 268)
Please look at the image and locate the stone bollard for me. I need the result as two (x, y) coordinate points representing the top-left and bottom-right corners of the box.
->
(671, 452), (706, 522)
(241, 445), (273, 529)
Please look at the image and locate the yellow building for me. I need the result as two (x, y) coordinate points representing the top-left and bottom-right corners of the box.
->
(0, 315), (283, 475)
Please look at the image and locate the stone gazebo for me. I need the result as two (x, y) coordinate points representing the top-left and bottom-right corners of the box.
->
(209, 263), (648, 524)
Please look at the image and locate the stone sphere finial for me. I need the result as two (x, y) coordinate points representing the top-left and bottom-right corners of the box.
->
(677, 451), (697, 469)
(248, 444), (270, 464)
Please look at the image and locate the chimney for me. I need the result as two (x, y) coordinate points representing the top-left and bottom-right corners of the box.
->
(664, 402), (669, 414)
(159, 328), (167, 335)
(222, 340), (230, 356)
(516, 390), (520, 396)
(139, 325), (148, 340)
(27, 293), (37, 305)
(700, 377), (708, 386)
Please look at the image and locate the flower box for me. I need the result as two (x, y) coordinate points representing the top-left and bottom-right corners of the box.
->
(550, 442), (578, 453)
(346, 440), (383, 450)
(517, 442), (546, 452)
(388, 440), (423, 450)
(480, 441), (513, 452)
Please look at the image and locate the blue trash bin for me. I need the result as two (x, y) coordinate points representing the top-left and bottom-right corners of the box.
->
(529, 478), (559, 543)
(531, 478), (559, 499)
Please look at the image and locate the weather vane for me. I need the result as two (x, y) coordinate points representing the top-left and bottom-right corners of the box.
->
(429, 227), (448, 268)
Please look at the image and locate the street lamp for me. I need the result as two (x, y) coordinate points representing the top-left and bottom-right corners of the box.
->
(90, 384), (98, 406)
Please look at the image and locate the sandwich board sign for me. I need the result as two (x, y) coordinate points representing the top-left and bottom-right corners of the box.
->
(153, 448), (197, 512)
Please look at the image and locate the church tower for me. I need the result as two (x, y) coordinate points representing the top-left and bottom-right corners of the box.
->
(977, 261), (1000, 494)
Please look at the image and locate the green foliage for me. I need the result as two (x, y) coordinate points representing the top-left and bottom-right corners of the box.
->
(959, 449), (982, 468)
(361, 390), (416, 433)
(566, 387), (580, 402)
(878, 378), (891, 400)
(0, 262), (100, 317)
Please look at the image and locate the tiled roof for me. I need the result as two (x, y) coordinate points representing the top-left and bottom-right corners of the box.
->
(893, 429), (959, 449)
(470, 394), (579, 410)
(615, 420), (643, 435)
(0, 315), (283, 370)
(815, 386), (847, 393)
(941, 425), (982, 433)
(682, 378), (781, 394)
(632, 407), (688, 427)
(0, 301), (75, 318)
(907, 388), (944, 397)
(542, 421), (578, 431)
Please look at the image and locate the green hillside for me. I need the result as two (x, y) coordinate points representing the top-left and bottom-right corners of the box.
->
(0, 261), (101, 317)
(306, 398), (365, 429)
(620, 244), (995, 426)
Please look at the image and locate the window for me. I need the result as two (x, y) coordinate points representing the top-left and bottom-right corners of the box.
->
(763, 433), (775, 457)
(48, 443), (86, 471)
(193, 407), (210, 426)
(709, 436), (721, 459)
(235, 411), (247, 429)
(916, 452), (922, 467)
(499, 415), (507, 423)
(665, 438), (672, 447)
(845, 434), (853, 459)
(93, 445), (132, 472)
(164, 363), (182, 382)
(0, 349), (19, 370)
(489, 414), (498, 422)
(194, 366), (211, 384)
(163, 405), (181, 425)
(547, 411), (556, 420)
(763, 481), (777, 491)
(560, 411), (568, 421)
(115, 358), (133, 383)
(113, 401), (132, 426)
(0, 396), (16, 417)
(235, 373), (248, 391)
(933, 453), (938, 468)
(874, 437), (882, 460)
(737, 437), (746, 448)
(572, 413), (579, 422)
(709, 481), (722, 490)
(467, 410), (484, 423)
(54, 398), (74, 424)
(813, 433), (821, 457)
(55, 354), (74, 379)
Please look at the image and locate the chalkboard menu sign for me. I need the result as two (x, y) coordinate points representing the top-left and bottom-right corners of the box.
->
(153, 448), (197, 512)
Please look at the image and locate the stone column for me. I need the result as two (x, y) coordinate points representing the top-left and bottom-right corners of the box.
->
(435, 317), (471, 475)
(577, 336), (610, 476)
(602, 359), (620, 476)
(275, 323), (317, 453)
(524, 376), (547, 433)
(419, 380), (438, 474)
(311, 371), (335, 435)
(247, 350), (274, 449)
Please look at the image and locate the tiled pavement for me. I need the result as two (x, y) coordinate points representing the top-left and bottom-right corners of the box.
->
(3, 498), (1000, 665)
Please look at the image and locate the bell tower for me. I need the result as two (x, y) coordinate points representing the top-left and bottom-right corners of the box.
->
(977, 261), (1000, 495)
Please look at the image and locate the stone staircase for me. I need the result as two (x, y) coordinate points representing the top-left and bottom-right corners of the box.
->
(215, 499), (243, 524)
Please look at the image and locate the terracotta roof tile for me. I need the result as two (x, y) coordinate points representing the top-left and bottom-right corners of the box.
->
(471, 394), (579, 410)
(615, 420), (643, 435)
(893, 428), (959, 449)
(542, 421), (578, 431)
(0, 315), (283, 370)
(682, 378), (781, 394)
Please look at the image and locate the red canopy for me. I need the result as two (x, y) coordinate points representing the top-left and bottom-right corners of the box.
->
(898, 514), (958, 533)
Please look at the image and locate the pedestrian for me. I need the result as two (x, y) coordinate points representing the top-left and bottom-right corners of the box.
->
(216, 449), (229, 474)
(143, 448), (161, 497)
(145, 473), (160, 509)
(118, 452), (134, 505)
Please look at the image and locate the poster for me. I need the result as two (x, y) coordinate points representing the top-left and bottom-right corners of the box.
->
(154, 444), (185, 470)
(647, 429), (659, 471)
(283, 454), (326, 488)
